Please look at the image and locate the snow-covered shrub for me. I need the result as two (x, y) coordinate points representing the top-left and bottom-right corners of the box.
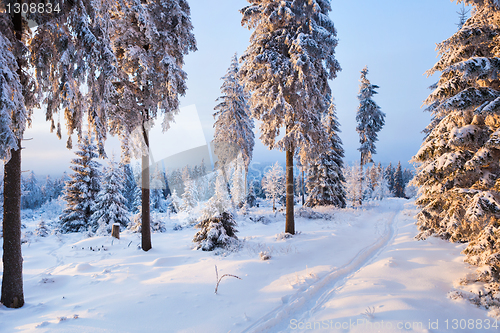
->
(276, 232), (294, 241)
(193, 212), (238, 251)
(296, 206), (333, 220)
(35, 219), (50, 237)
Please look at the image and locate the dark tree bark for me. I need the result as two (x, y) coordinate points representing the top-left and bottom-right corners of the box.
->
(1, 10), (25, 309)
(1, 139), (24, 308)
(141, 124), (152, 251)
(285, 149), (295, 235)
(301, 168), (305, 206)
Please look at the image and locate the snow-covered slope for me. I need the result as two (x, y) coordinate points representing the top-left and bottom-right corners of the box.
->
(0, 199), (494, 332)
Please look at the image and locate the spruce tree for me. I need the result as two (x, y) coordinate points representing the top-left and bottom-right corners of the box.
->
(110, 0), (196, 251)
(393, 161), (405, 198)
(60, 135), (101, 233)
(213, 54), (255, 199)
(384, 163), (395, 196)
(305, 99), (346, 208)
(240, 0), (341, 234)
(21, 171), (43, 210)
(356, 66), (385, 167)
(413, 0), (500, 242)
(90, 159), (130, 234)
(356, 66), (385, 205)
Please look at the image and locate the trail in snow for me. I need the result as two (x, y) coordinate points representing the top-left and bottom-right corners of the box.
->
(240, 201), (404, 333)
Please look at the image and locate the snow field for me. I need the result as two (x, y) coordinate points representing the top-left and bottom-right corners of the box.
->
(0, 198), (492, 332)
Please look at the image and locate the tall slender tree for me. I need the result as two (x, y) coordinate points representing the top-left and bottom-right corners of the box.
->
(356, 66), (385, 204)
(305, 98), (346, 208)
(240, 0), (341, 234)
(213, 53), (254, 199)
(0, 6), (37, 308)
(110, 0), (196, 251)
(393, 161), (405, 198)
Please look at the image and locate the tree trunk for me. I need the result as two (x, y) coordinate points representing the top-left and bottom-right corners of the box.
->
(1, 139), (24, 308)
(2, 10), (25, 309)
(301, 168), (305, 206)
(141, 125), (152, 251)
(285, 149), (295, 234)
(358, 159), (363, 206)
(111, 224), (120, 239)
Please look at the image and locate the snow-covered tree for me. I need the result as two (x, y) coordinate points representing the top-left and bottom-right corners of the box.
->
(356, 66), (385, 168)
(393, 161), (405, 198)
(262, 162), (285, 212)
(21, 171), (43, 209)
(305, 99), (346, 208)
(199, 171), (232, 221)
(0, 15), (33, 308)
(110, 0), (196, 251)
(34, 219), (50, 238)
(193, 212), (238, 251)
(231, 155), (247, 207)
(123, 164), (138, 211)
(239, 0), (341, 234)
(181, 178), (198, 212)
(170, 189), (183, 214)
(213, 53), (255, 198)
(344, 164), (363, 207)
(384, 163), (395, 196)
(90, 159), (130, 235)
(412, 0), (500, 242)
(372, 163), (390, 200)
(59, 135), (102, 233)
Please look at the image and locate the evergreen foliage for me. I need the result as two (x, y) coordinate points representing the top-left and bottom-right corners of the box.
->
(262, 162), (285, 212)
(90, 159), (130, 235)
(193, 212), (238, 251)
(21, 171), (43, 210)
(393, 162), (405, 198)
(239, 0), (341, 234)
(305, 99), (346, 208)
(356, 66), (385, 167)
(413, 0), (500, 242)
(213, 54), (255, 198)
(59, 135), (102, 233)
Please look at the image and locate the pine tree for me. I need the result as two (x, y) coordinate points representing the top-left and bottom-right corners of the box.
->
(213, 54), (255, 199)
(413, 0), (500, 242)
(231, 155), (247, 207)
(60, 135), (102, 233)
(0, 12), (33, 308)
(21, 171), (43, 209)
(193, 212), (238, 251)
(356, 66), (385, 167)
(123, 164), (138, 211)
(42, 175), (55, 203)
(384, 163), (395, 196)
(181, 178), (199, 212)
(305, 99), (346, 208)
(90, 158), (130, 235)
(393, 161), (405, 198)
(110, 0), (196, 251)
(355, 66), (385, 205)
(240, 0), (341, 234)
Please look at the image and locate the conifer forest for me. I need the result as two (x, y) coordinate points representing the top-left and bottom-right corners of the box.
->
(1, 0), (500, 332)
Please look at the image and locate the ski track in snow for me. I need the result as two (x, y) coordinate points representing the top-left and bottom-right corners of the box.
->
(240, 201), (404, 333)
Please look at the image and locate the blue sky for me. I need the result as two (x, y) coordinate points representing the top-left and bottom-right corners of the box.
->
(21, 0), (467, 176)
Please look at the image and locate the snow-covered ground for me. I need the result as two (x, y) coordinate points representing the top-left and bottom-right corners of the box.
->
(0, 198), (496, 332)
